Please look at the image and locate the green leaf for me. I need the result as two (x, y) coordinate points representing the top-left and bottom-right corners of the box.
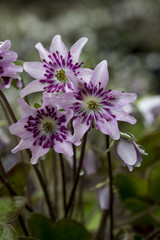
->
(0, 196), (27, 223)
(137, 129), (160, 168)
(6, 162), (30, 195)
(27, 213), (93, 240)
(0, 223), (18, 240)
(114, 174), (148, 201)
(148, 162), (160, 203)
(34, 103), (41, 109)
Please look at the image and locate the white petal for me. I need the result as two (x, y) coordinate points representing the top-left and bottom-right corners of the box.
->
(96, 118), (120, 140)
(20, 80), (48, 97)
(72, 118), (90, 144)
(24, 62), (45, 78)
(30, 145), (49, 164)
(110, 91), (137, 106)
(97, 187), (110, 210)
(9, 118), (32, 139)
(11, 138), (33, 153)
(90, 60), (109, 90)
(115, 139), (137, 165)
(112, 108), (137, 125)
(49, 35), (68, 60)
(78, 68), (93, 83)
(35, 42), (50, 62)
(18, 98), (37, 116)
(54, 140), (73, 157)
(70, 37), (88, 64)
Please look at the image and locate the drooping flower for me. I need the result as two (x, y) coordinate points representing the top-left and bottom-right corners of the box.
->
(114, 135), (147, 171)
(53, 60), (137, 143)
(9, 96), (73, 164)
(20, 35), (92, 97)
(0, 40), (23, 90)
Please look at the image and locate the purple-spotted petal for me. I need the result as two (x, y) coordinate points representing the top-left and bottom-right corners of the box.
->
(11, 138), (33, 153)
(96, 118), (120, 140)
(110, 91), (137, 106)
(112, 108), (137, 124)
(9, 118), (32, 139)
(0, 52), (17, 65)
(35, 42), (50, 62)
(90, 60), (109, 89)
(54, 140), (73, 157)
(20, 80), (48, 98)
(72, 118), (90, 143)
(49, 35), (68, 60)
(24, 62), (45, 78)
(78, 68), (93, 83)
(30, 145), (49, 164)
(115, 139), (137, 165)
(70, 37), (88, 64)
(18, 98), (37, 117)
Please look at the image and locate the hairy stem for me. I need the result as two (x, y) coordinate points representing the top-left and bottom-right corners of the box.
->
(65, 132), (88, 218)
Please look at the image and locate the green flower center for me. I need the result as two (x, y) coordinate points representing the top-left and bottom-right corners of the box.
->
(43, 121), (53, 133)
(87, 100), (97, 109)
(55, 70), (67, 82)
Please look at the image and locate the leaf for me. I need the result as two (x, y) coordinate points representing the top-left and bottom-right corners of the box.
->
(34, 103), (41, 109)
(0, 196), (27, 223)
(27, 213), (93, 240)
(114, 173), (148, 201)
(0, 223), (18, 240)
(148, 162), (160, 203)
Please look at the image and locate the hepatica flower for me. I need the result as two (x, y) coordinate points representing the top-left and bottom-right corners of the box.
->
(20, 35), (92, 97)
(0, 40), (23, 90)
(9, 97), (73, 164)
(57, 60), (137, 143)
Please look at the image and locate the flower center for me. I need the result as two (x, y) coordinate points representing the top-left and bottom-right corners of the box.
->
(87, 100), (97, 109)
(55, 70), (67, 82)
(42, 121), (53, 133)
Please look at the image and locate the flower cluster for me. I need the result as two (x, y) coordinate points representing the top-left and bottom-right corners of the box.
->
(8, 35), (145, 169)
(0, 40), (23, 90)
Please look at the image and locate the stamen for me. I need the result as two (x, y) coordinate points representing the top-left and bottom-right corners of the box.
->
(55, 70), (67, 82)
(87, 100), (97, 109)
(43, 121), (53, 133)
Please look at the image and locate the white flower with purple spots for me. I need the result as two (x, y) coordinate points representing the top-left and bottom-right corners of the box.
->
(0, 40), (23, 90)
(54, 60), (137, 143)
(9, 97), (73, 164)
(20, 35), (92, 97)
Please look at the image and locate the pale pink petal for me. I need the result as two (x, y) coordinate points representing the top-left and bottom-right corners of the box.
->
(70, 37), (88, 64)
(24, 62), (45, 78)
(20, 80), (48, 98)
(54, 140), (73, 157)
(78, 68), (93, 83)
(11, 138), (33, 153)
(49, 35), (68, 60)
(0, 40), (11, 53)
(90, 60), (109, 90)
(18, 98), (37, 116)
(0, 52), (17, 65)
(30, 145), (49, 164)
(9, 118), (32, 139)
(35, 42), (50, 62)
(112, 108), (137, 124)
(115, 139), (137, 165)
(96, 118), (120, 140)
(72, 118), (90, 143)
(110, 91), (137, 106)
(83, 149), (98, 175)
(65, 71), (79, 91)
(97, 186), (110, 210)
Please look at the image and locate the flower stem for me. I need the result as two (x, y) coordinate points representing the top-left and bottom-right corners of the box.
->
(59, 153), (67, 216)
(65, 132), (88, 218)
(0, 91), (55, 220)
(106, 135), (114, 240)
(0, 90), (17, 123)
